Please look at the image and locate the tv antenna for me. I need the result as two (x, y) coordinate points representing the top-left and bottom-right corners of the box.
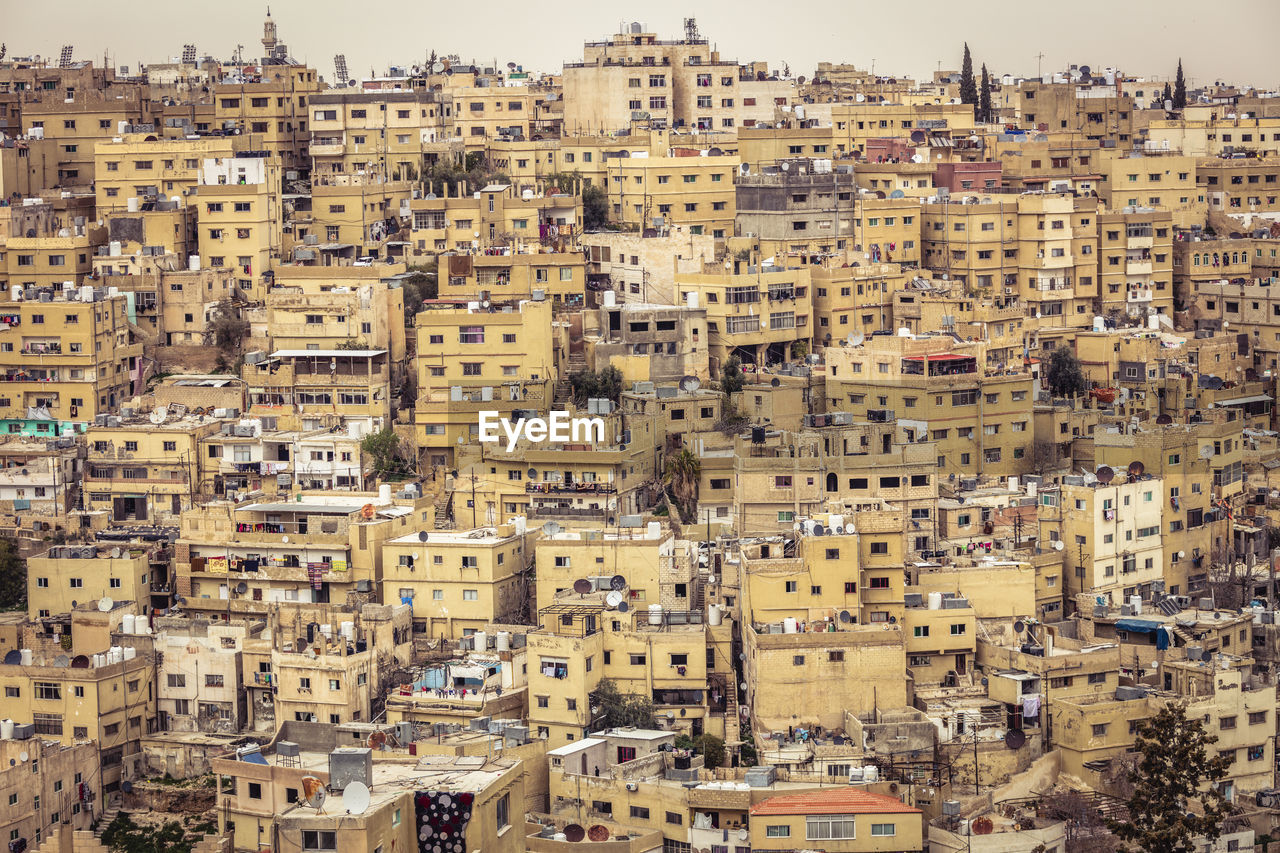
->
(683, 18), (700, 42)
(181, 44), (197, 65)
(59, 45), (74, 68)
(334, 54), (349, 85)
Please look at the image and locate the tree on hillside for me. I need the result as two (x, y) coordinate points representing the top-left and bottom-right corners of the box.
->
(720, 355), (744, 394)
(582, 184), (609, 231)
(1045, 345), (1087, 398)
(590, 679), (657, 730)
(1174, 59), (1187, 110)
(1106, 703), (1231, 853)
(204, 298), (248, 363)
(0, 537), (24, 611)
(664, 447), (701, 524)
(361, 427), (405, 478)
(959, 43), (978, 107)
(979, 63), (992, 123)
(569, 365), (623, 407)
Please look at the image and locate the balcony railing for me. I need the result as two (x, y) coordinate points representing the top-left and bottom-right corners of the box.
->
(526, 482), (616, 495)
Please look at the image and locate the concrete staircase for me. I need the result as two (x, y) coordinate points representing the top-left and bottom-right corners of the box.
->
(554, 353), (588, 407)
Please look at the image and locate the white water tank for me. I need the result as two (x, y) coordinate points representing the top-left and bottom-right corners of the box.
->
(474, 631), (488, 651)
(340, 621), (356, 640)
(92, 654), (104, 668)
(928, 592), (944, 610)
(686, 291), (699, 310)
(122, 614), (136, 634)
(648, 604), (664, 626)
(829, 515), (844, 534)
(0, 720), (13, 739)
(496, 631), (511, 652)
(136, 615), (149, 633)
(1008, 477), (1019, 492)
(783, 617), (798, 634)
(707, 604), (722, 626)
(123, 646), (136, 661)
(379, 484), (393, 503)
(9, 286), (21, 302)
(602, 290), (616, 307)
(109, 241), (122, 257)
(19, 650), (32, 666)
(647, 521), (661, 540)
(321, 623), (332, 637)
(513, 516), (527, 536)
(189, 254), (201, 271)
(1093, 315), (1105, 332)
(126, 197), (139, 213)
(863, 765), (879, 782)
(1129, 595), (1142, 615)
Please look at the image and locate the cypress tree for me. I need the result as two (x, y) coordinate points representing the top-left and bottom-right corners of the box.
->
(979, 64), (992, 123)
(1173, 59), (1187, 109)
(959, 43), (978, 107)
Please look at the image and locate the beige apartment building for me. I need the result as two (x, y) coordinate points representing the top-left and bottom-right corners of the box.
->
(266, 265), (407, 368)
(381, 523), (534, 639)
(1099, 153), (1202, 228)
(93, 133), (248, 213)
(213, 64), (322, 171)
(675, 262), (813, 371)
(1096, 207), (1174, 319)
(308, 89), (453, 178)
(408, 182), (581, 254)
(0, 290), (142, 428)
(27, 545), (153, 619)
(242, 348), (393, 433)
(606, 155), (739, 237)
(196, 153), (283, 300)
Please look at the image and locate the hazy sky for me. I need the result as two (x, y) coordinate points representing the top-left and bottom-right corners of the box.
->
(5, 0), (1278, 89)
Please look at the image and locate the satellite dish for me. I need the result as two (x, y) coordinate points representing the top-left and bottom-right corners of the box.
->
(306, 647), (318, 660)
(98, 597), (113, 612)
(542, 521), (562, 536)
(1127, 460), (1145, 477)
(604, 590), (624, 609)
(889, 189), (905, 199)
(617, 601), (630, 613)
(121, 780), (134, 793)
(564, 824), (586, 843)
(1199, 444), (1215, 459)
(910, 130), (926, 143)
(1004, 730), (1026, 750)
(302, 776), (327, 811)
(770, 377), (781, 387)
(1095, 466), (1115, 484)
(235, 581), (248, 594)
(1156, 414), (1173, 425)
(679, 375), (701, 393)
(1079, 65), (1091, 76)
(432, 61), (445, 73)
(2, 650), (19, 665)
(812, 523), (825, 536)
(839, 610), (852, 623)
(53, 655), (70, 668)
(18, 751), (28, 763)
(610, 575), (627, 591)
(973, 816), (996, 835)
(797, 75), (807, 84)
(418, 531), (429, 542)
(573, 578), (592, 595)
(150, 406), (167, 425)
(1053, 540), (1065, 551)
(344, 780), (371, 815)
(1013, 620), (1025, 634)
(588, 825), (610, 842)
(71, 655), (90, 668)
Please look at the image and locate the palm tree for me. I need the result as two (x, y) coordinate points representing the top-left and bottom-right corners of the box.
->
(664, 448), (701, 524)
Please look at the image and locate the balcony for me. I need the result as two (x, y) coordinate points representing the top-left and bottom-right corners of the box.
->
(309, 143), (344, 157)
(1127, 288), (1154, 303)
(22, 342), (62, 355)
(527, 504), (609, 519)
(526, 482), (616, 495)
(1126, 259), (1153, 276)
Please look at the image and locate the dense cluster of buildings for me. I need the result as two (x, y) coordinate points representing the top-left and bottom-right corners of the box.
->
(0, 11), (1279, 853)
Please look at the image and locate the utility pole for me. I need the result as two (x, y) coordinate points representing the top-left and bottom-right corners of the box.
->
(1036, 52), (1045, 80)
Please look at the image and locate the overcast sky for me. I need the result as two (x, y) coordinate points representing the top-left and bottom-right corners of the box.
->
(5, 0), (1278, 90)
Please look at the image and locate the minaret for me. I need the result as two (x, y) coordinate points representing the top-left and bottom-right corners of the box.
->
(261, 8), (278, 61)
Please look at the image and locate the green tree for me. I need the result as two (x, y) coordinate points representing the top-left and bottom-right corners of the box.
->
(979, 64), (992, 123)
(1162, 81), (1173, 105)
(402, 264), (438, 322)
(1174, 59), (1187, 110)
(582, 183), (609, 230)
(589, 679), (657, 730)
(361, 427), (404, 478)
(0, 536), (25, 611)
(721, 355), (744, 394)
(959, 43), (978, 107)
(1045, 345), (1087, 398)
(204, 298), (248, 358)
(1107, 703), (1231, 853)
(664, 446), (701, 524)
(569, 365), (623, 407)
(694, 734), (725, 769)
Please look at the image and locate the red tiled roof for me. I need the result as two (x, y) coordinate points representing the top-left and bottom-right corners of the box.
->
(750, 789), (921, 817)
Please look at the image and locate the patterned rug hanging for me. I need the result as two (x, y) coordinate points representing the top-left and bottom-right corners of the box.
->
(415, 789), (474, 853)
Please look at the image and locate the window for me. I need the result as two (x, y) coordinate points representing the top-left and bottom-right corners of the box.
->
(950, 624), (966, 635)
(630, 806), (650, 819)
(1092, 723), (1108, 737)
(806, 814), (857, 840)
(765, 826), (791, 838)
(495, 792), (510, 829)
(35, 682), (61, 701)
(871, 824), (896, 837)
(205, 674), (224, 687)
(302, 830), (337, 850)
